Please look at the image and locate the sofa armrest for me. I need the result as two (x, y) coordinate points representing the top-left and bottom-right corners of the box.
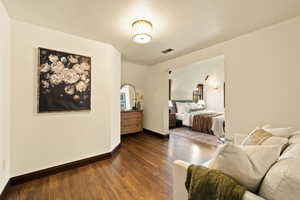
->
(243, 192), (266, 200)
(173, 160), (190, 200)
(173, 160), (265, 200)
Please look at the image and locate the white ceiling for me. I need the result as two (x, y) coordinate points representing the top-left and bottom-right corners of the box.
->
(3, 0), (300, 65)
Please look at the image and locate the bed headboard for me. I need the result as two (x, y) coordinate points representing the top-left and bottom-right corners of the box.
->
(171, 100), (194, 113)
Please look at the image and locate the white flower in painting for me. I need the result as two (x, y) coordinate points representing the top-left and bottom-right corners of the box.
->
(84, 78), (90, 84)
(40, 63), (51, 73)
(81, 74), (87, 81)
(80, 62), (90, 71)
(49, 54), (59, 63)
(73, 95), (80, 100)
(51, 61), (65, 74)
(72, 64), (84, 74)
(68, 55), (78, 64)
(64, 85), (75, 95)
(82, 71), (89, 77)
(41, 80), (50, 88)
(62, 68), (80, 84)
(49, 73), (63, 85)
(75, 81), (87, 92)
(61, 56), (67, 64)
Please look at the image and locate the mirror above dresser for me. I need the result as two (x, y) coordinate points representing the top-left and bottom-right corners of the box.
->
(120, 84), (143, 135)
(120, 84), (136, 110)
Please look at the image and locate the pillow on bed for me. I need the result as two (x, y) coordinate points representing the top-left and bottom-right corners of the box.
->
(188, 108), (203, 112)
(176, 102), (188, 113)
(185, 103), (204, 113)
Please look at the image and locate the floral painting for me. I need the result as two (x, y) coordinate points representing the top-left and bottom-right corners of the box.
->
(38, 48), (91, 112)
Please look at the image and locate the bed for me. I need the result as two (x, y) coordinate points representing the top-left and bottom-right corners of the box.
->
(171, 100), (225, 138)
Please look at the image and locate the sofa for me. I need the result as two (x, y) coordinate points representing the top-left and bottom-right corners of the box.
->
(173, 133), (300, 200)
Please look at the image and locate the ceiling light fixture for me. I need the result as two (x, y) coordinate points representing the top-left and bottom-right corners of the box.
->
(132, 20), (152, 44)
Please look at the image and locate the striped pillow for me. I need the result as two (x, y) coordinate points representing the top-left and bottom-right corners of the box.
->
(242, 128), (272, 145)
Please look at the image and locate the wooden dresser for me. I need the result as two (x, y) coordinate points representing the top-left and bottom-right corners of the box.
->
(121, 110), (143, 135)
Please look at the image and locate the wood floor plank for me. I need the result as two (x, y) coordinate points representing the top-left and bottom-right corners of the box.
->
(5, 131), (216, 200)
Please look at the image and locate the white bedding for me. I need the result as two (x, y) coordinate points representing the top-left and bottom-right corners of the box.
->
(175, 113), (185, 121)
(177, 110), (225, 138)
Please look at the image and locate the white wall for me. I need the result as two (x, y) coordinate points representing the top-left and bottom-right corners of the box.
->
(10, 20), (121, 176)
(109, 49), (121, 151)
(121, 61), (149, 94)
(0, 1), (11, 193)
(144, 16), (300, 137)
(171, 56), (224, 112)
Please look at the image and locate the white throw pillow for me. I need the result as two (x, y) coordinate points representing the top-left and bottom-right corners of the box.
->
(208, 144), (281, 192)
(262, 124), (294, 138)
(262, 124), (272, 129)
(263, 127), (293, 138)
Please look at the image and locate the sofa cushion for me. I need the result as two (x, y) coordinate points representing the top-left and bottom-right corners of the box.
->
(279, 143), (300, 161)
(259, 159), (300, 200)
(289, 134), (300, 144)
(208, 144), (281, 192)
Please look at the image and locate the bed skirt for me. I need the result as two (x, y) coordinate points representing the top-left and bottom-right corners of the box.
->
(192, 114), (222, 134)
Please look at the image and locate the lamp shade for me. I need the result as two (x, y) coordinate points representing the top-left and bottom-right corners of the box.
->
(168, 100), (173, 107)
(132, 20), (152, 44)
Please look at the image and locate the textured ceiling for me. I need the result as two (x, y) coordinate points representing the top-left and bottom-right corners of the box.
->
(3, 0), (300, 65)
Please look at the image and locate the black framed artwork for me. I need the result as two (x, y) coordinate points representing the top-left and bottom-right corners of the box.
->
(38, 48), (91, 112)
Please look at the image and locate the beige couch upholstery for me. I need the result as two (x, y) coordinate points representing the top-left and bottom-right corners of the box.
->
(173, 134), (300, 200)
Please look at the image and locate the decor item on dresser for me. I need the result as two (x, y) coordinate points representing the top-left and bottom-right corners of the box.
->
(38, 48), (91, 112)
(121, 110), (143, 135)
(136, 92), (143, 110)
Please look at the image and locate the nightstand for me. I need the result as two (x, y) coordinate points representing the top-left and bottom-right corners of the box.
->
(169, 113), (176, 129)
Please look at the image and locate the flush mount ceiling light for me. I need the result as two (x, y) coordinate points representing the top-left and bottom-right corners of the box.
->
(132, 20), (153, 44)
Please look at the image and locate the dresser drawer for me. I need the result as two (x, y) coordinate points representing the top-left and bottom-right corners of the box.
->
(121, 119), (140, 126)
(121, 110), (143, 135)
(121, 112), (142, 119)
(121, 124), (142, 134)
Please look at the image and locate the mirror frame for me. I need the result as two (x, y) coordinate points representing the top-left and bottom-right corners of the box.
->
(120, 83), (137, 110)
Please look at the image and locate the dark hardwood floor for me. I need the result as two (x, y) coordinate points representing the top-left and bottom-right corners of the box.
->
(5, 131), (216, 200)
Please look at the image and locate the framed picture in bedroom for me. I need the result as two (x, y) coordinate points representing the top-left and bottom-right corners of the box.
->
(38, 48), (91, 113)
